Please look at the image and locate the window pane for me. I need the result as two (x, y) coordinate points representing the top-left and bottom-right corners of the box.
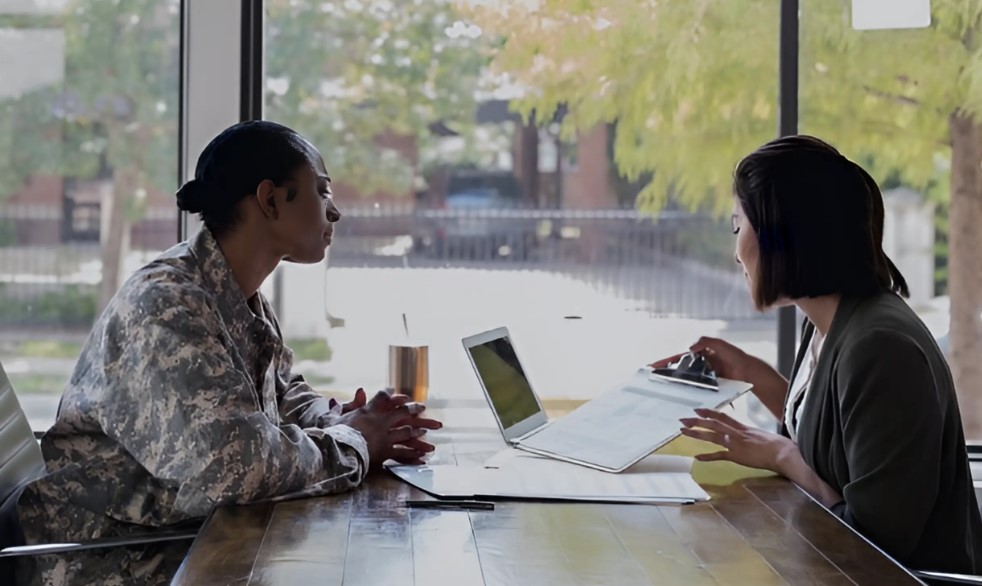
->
(0, 0), (181, 430)
(799, 2), (979, 440)
(264, 1), (777, 430)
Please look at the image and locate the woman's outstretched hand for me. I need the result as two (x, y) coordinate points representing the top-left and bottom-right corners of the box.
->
(679, 408), (797, 471)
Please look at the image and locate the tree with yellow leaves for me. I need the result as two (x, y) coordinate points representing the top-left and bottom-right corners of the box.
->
(465, 0), (982, 437)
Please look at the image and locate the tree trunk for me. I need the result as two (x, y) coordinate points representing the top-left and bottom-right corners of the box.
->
(554, 131), (563, 208)
(518, 118), (539, 205)
(947, 112), (982, 440)
(98, 168), (134, 314)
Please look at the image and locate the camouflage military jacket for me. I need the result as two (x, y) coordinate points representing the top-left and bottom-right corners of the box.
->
(15, 227), (368, 585)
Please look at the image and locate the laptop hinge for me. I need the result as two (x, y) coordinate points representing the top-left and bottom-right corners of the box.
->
(514, 421), (549, 443)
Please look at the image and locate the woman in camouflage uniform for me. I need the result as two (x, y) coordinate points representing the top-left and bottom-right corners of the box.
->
(12, 121), (441, 585)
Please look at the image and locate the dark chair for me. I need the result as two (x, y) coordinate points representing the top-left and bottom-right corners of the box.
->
(0, 359), (197, 565)
(915, 572), (982, 585)
(912, 443), (982, 585)
(0, 356), (46, 555)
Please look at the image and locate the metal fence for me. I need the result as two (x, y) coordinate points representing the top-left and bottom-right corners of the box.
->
(331, 207), (762, 320)
(0, 205), (177, 330)
(0, 206), (764, 329)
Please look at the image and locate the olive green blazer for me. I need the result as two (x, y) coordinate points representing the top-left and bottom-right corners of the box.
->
(785, 293), (982, 573)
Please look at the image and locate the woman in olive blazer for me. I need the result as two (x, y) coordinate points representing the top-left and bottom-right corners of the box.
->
(657, 135), (982, 574)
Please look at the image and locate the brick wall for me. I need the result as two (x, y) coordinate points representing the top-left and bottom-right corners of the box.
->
(561, 124), (616, 209)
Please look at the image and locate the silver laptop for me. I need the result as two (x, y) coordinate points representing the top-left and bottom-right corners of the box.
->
(462, 326), (753, 473)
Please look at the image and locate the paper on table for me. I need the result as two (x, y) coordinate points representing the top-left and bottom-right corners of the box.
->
(388, 452), (709, 504)
(511, 370), (752, 473)
(487, 449), (705, 500)
(483, 446), (693, 474)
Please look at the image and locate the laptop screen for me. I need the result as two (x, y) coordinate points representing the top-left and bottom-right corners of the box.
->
(466, 335), (542, 429)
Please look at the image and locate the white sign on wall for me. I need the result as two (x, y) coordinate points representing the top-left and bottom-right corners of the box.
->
(853, 0), (931, 30)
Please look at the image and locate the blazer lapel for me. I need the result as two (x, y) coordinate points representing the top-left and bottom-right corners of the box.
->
(795, 296), (864, 474)
(780, 317), (815, 438)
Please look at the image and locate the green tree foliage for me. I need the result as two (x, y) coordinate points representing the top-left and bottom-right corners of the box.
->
(266, 0), (491, 195)
(0, 1), (180, 201)
(1, 0), (181, 310)
(2, 0), (489, 312)
(466, 0), (982, 435)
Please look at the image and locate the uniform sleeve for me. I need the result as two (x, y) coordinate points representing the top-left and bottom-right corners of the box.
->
(831, 328), (943, 562)
(276, 353), (344, 429)
(96, 285), (370, 518)
(260, 294), (344, 430)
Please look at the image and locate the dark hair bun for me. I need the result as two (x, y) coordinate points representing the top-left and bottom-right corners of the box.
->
(176, 179), (209, 214)
(183, 120), (317, 235)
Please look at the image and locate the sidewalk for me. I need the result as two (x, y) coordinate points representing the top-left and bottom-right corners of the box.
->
(312, 267), (771, 403)
(10, 266), (956, 433)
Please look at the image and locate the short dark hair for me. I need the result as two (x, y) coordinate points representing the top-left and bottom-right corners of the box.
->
(733, 135), (909, 309)
(176, 120), (319, 236)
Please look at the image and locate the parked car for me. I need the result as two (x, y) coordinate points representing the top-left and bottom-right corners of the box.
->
(413, 170), (540, 261)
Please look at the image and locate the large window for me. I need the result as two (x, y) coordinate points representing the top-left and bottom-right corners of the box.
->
(18, 2), (970, 441)
(0, 0), (180, 429)
(263, 1), (779, 429)
(798, 1), (980, 440)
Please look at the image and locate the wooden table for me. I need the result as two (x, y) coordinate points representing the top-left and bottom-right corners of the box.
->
(171, 414), (924, 585)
